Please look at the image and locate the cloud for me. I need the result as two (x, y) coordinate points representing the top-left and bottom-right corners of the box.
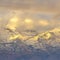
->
(0, 0), (60, 13)
(6, 16), (19, 31)
(38, 19), (49, 27)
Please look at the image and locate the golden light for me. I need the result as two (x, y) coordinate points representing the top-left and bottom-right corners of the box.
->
(42, 32), (51, 40)
(38, 19), (49, 26)
(26, 35), (39, 45)
(50, 28), (60, 35)
(24, 18), (33, 24)
(51, 28), (60, 32)
(8, 34), (20, 41)
(6, 16), (19, 31)
(24, 18), (34, 29)
(8, 33), (29, 41)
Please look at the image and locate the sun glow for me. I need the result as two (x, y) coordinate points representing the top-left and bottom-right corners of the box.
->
(38, 19), (49, 26)
(24, 19), (33, 23)
(24, 18), (34, 29)
(6, 16), (19, 31)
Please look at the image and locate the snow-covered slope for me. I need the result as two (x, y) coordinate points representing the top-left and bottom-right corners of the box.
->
(0, 28), (60, 53)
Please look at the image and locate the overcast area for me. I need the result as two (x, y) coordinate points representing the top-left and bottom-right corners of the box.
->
(0, 0), (60, 60)
(0, 0), (60, 41)
(0, 0), (60, 13)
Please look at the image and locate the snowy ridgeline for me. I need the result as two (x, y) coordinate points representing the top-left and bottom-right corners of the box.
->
(0, 28), (60, 54)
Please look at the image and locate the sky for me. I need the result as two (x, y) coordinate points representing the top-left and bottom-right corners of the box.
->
(0, 0), (60, 41)
(0, 1), (60, 60)
(0, 0), (60, 13)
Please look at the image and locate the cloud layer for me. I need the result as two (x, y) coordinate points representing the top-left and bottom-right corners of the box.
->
(0, 0), (60, 13)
